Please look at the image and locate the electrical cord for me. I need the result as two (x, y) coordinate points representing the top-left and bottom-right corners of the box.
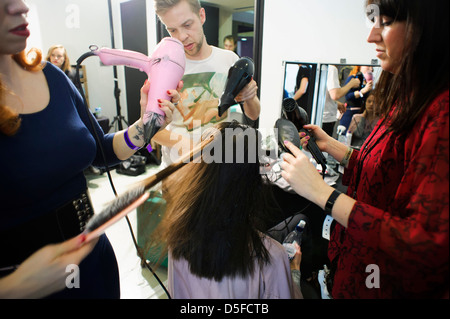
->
(75, 53), (171, 299)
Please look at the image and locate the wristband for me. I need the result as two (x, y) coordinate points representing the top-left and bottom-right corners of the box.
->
(325, 189), (342, 215)
(124, 128), (141, 151)
(340, 147), (353, 167)
(322, 215), (335, 240)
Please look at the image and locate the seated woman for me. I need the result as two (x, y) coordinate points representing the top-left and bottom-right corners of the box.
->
(348, 91), (380, 148)
(339, 66), (374, 134)
(145, 121), (302, 299)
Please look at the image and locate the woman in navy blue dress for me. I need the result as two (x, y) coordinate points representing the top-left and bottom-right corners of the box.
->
(0, 0), (179, 298)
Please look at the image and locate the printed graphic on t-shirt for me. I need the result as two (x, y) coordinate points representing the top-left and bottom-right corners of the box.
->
(174, 72), (229, 132)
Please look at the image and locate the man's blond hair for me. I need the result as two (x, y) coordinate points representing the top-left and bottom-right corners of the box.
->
(154, 0), (202, 16)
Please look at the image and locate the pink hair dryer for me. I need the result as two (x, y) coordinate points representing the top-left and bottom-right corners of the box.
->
(90, 37), (185, 148)
(364, 71), (374, 82)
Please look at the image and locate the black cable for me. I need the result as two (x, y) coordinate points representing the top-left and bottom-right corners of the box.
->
(75, 53), (171, 299)
(76, 52), (118, 197)
(123, 216), (171, 299)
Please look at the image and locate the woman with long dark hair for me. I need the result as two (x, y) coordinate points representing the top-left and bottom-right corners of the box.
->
(281, 0), (449, 298)
(146, 121), (302, 299)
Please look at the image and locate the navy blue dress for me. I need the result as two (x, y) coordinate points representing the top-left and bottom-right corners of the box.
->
(339, 75), (367, 134)
(0, 62), (121, 298)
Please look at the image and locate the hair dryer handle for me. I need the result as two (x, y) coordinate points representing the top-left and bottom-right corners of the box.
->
(300, 128), (327, 168)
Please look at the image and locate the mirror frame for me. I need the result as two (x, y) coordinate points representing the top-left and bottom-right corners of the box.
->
(253, 0), (264, 100)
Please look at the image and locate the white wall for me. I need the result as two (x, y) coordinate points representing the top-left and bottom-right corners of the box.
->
(27, 0), (158, 131)
(218, 8), (233, 49)
(259, 0), (377, 131)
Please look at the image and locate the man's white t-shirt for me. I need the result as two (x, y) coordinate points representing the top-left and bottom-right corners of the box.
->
(161, 46), (239, 166)
(322, 65), (341, 123)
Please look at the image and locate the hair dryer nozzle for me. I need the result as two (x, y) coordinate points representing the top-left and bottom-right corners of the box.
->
(275, 119), (301, 154)
(218, 57), (254, 117)
(281, 98), (327, 168)
(282, 98), (309, 131)
(218, 94), (238, 117)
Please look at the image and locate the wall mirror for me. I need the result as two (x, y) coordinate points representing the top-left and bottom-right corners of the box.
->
(282, 61), (382, 132)
(26, 0), (265, 129)
(204, 0), (256, 58)
(158, 0), (256, 57)
(157, 0), (264, 97)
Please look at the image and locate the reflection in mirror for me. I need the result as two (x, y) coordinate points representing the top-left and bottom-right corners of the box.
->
(157, 0), (264, 103)
(157, 0), (255, 58)
(282, 62), (381, 143)
(282, 62), (317, 121)
(201, 0), (255, 58)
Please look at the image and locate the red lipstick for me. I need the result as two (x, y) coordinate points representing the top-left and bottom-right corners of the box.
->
(9, 24), (30, 37)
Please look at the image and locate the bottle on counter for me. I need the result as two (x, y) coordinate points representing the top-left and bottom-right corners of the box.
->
(345, 130), (353, 147)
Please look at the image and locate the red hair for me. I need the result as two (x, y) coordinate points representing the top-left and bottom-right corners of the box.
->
(348, 66), (361, 77)
(0, 48), (42, 136)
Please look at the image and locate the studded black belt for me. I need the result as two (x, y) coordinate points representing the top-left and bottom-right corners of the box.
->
(0, 190), (94, 275)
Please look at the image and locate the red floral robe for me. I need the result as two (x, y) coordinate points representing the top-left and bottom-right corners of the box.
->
(329, 90), (449, 298)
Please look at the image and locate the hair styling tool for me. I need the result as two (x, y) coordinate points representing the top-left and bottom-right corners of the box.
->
(89, 37), (186, 148)
(275, 118), (301, 154)
(82, 136), (213, 243)
(77, 136), (213, 300)
(274, 119), (314, 212)
(218, 57), (254, 117)
(282, 98), (327, 176)
(75, 48), (180, 299)
(83, 190), (149, 242)
(364, 71), (374, 82)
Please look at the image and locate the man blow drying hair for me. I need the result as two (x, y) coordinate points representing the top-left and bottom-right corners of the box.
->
(152, 0), (262, 167)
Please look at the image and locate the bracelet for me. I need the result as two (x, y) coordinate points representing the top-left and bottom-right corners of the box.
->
(325, 189), (342, 215)
(340, 147), (353, 167)
(124, 128), (142, 151)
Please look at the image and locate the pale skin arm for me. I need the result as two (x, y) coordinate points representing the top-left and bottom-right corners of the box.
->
(151, 128), (193, 157)
(0, 235), (98, 299)
(299, 124), (352, 165)
(236, 79), (261, 121)
(280, 125), (356, 228)
(113, 81), (181, 161)
(337, 101), (346, 115)
(290, 242), (302, 271)
(293, 78), (309, 100)
(293, 78), (309, 102)
(329, 78), (361, 101)
(354, 80), (374, 99)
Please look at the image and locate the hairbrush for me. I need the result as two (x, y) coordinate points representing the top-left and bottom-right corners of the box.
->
(82, 136), (214, 242)
(83, 187), (149, 242)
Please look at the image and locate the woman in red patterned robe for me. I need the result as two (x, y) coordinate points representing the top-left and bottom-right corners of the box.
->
(281, 0), (449, 298)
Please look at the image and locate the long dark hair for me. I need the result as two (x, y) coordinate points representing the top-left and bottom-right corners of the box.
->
(367, 0), (449, 135)
(148, 122), (281, 281)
